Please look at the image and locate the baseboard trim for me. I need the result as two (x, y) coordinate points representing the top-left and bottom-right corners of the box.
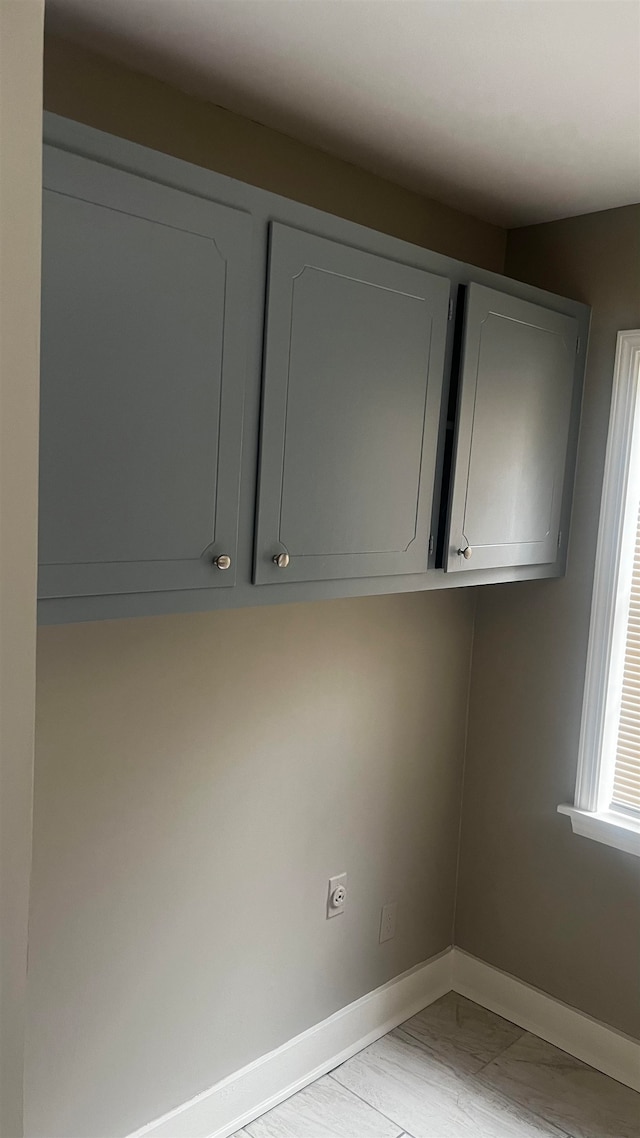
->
(451, 948), (640, 1093)
(128, 946), (640, 1138)
(127, 947), (453, 1138)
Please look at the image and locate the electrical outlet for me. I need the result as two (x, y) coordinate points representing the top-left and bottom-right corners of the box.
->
(379, 901), (397, 943)
(327, 873), (347, 918)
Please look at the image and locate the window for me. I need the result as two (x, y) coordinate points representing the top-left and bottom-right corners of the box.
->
(559, 330), (640, 857)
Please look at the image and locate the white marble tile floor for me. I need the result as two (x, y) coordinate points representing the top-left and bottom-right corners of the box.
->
(233, 993), (640, 1138)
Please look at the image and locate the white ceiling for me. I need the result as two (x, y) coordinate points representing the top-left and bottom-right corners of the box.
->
(46, 0), (640, 228)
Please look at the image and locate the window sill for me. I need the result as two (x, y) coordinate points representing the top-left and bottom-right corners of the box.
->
(558, 804), (640, 857)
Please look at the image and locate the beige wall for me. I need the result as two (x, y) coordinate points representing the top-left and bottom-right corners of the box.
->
(455, 205), (640, 1038)
(26, 38), (502, 1138)
(43, 35), (506, 271)
(0, 4), (43, 1137)
(29, 595), (474, 1137)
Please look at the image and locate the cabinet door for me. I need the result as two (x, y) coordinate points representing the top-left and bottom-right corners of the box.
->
(38, 147), (251, 599)
(445, 284), (578, 573)
(254, 224), (450, 584)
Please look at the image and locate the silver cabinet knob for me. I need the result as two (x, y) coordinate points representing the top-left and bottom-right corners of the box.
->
(214, 554), (232, 570)
(273, 553), (290, 568)
(458, 546), (473, 560)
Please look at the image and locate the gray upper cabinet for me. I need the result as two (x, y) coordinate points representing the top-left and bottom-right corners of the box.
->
(254, 223), (450, 584)
(445, 284), (579, 573)
(38, 145), (251, 599)
(38, 115), (589, 623)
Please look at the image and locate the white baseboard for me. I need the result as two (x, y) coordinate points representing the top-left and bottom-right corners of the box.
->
(451, 948), (640, 1093)
(127, 947), (453, 1138)
(128, 946), (640, 1138)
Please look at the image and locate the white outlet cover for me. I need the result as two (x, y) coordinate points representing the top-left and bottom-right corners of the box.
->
(379, 901), (398, 943)
(327, 873), (347, 919)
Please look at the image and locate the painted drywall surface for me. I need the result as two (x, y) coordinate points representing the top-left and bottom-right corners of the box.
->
(28, 39), (500, 1138)
(43, 34), (506, 272)
(28, 592), (474, 1138)
(455, 205), (640, 1039)
(0, 4), (43, 1136)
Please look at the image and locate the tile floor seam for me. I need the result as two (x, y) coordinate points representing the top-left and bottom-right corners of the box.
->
(242, 1072), (402, 1138)
(391, 1014), (528, 1078)
(331, 1035), (568, 1137)
(325, 1071), (405, 1137)
(396, 1019), (526, 1070)
(469, 1067), (576, 1138)
(469, 1024), (528, 1073)
(389, 1024), (574, 1138)
(473, 1031), (640, 1138)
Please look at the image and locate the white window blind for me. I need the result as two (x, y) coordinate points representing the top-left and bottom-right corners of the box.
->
(612, 500), (640, 813)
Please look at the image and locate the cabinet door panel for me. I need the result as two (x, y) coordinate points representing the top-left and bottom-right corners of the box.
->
(445, 284), (578, 572)
(38, 147), (251, 598)
(254, 224), (449, 584)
